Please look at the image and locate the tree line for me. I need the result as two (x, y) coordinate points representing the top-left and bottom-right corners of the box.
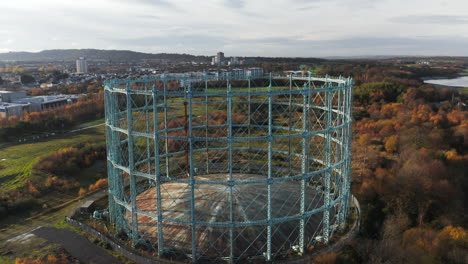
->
(312, 62), (467, 264)
(0, 92), (104, 142)
(0, 142), (107, 220)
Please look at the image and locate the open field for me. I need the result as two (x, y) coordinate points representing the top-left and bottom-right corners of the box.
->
(0, 125), (105, 193)
(0, 119), (107, 245)
(0, 120), (135, 263)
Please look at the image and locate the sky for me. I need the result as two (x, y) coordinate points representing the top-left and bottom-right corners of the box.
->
(0, 0), (467, 57)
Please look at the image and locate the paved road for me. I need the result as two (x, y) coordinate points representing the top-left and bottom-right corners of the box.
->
(33, 226), (122, 264)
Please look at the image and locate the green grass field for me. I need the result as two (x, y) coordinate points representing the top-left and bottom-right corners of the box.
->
(0, 121), (115, 263)
(0, 125), (105, 193)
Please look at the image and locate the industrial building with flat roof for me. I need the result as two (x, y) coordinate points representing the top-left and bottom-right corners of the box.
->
(0, 103), (28, 119)
(0, 91), (80, 118)
(0, 91), (27, 103)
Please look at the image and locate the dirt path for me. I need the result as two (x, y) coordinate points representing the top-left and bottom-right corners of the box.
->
(33, 226), (122, 264)
(68, 123), (105, 133)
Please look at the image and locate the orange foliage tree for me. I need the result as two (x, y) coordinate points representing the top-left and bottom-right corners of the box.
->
(384, 135), (398, 153)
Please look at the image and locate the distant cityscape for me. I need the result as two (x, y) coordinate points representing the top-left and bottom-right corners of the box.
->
(0, 49), (452, 121)
(0, 51), (268, 119)
(210, 52), (252, 66)
(72, 54), (263, 79)
(0, 50), (268, 90)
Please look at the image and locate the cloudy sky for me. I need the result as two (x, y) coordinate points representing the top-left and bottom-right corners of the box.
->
(0, 0), (467, 57)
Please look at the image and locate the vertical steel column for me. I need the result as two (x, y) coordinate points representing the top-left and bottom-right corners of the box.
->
(343, 82), (352, 227)
(288, 74), (293, 176)
(105, 85), (120, 227)
(345, 79), (353, 218)
(341, 82), (349, 221)
(341, 81), (349, 221)
(299, 82), (309, 252)
(144, 83), (151, 174)
(266, 74), (273, 261)
(163, 79), (169, 177)
(247, 77), (251, 173)
(104, 88), (116, 224)
(111, 86), (124, 231)
(126, 83), (139, 244)
(205, 74), (209, 174)
(323, 80), (333, 242)
(338, 84), (347, 227)
(187, 84), (197, 262)
(152, 85), (165, 256)
(227, 84), (234, 263)
(336, 84), (342, 167)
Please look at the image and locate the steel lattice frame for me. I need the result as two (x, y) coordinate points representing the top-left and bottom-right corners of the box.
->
(104, 74), (353, 263)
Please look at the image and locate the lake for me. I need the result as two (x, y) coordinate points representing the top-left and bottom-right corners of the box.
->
(424, 76), (468, 88)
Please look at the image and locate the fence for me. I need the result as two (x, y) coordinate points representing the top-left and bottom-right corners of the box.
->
(65, 194), (360, 264)
(66, 216), (167, 264)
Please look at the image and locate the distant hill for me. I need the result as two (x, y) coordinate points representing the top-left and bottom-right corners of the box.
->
(0, 49), (211, 62)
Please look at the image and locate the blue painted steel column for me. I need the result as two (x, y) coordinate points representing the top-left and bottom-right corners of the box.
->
(163, 79), (169, 177)
(104, 87), (116, 224)
(247, 77), (251, 173)
(341, 82), (349, 222)
(110, 84), (124, 231)
(299, 82), (309, 252)
(345, 79), (353, 219)
(109, 87), (118, 226)
(126, 83), (139, 244)
(144, 83), (151, 174)
(266, 74), (273, 261)
(152, 85), (165, 256)
(338, 83), (347, 228)
(227, 84), (234, 263)
(205, 74), (209, 174)
(323, 80), (333, 242)
(288, 74), (293, 176)
(187, 84), (197, 262)
(341, 81), (349, 222)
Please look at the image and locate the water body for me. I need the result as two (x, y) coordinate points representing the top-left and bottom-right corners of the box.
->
(424, 76), (468, 88)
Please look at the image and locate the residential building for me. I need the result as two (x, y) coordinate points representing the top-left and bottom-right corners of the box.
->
(76, 57), (88, 74)
(215, 52), (224, 64)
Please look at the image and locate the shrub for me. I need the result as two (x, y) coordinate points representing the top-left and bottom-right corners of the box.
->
(78, 188), (87, 197)
(88, 178), (108, 192)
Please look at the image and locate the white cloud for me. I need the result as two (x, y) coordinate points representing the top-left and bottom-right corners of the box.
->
(0, 0), (467, 56)
(389, 15), (468, 24)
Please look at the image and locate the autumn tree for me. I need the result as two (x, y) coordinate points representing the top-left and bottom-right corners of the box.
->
(31, 88), (44, 96)
(384, 135), (398, 153)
